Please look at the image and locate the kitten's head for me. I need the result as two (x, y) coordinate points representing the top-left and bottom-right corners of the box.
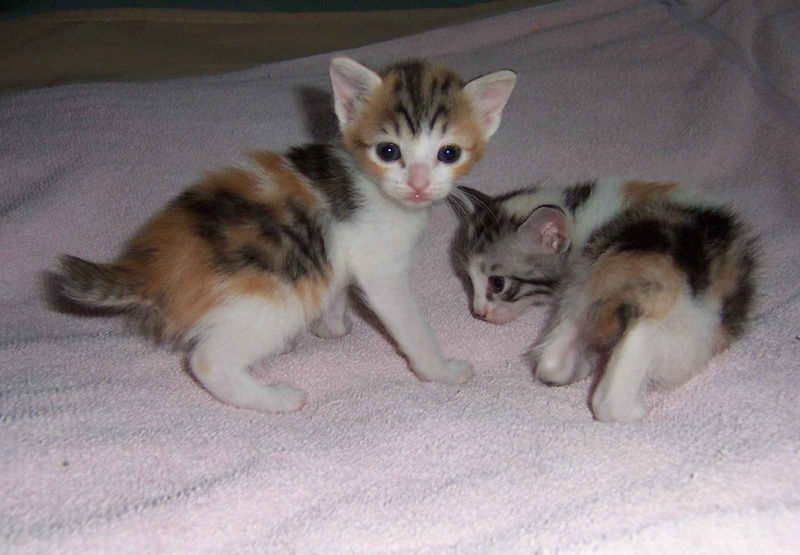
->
(453, 187), (571, 324)
(330, 58), (515, 209)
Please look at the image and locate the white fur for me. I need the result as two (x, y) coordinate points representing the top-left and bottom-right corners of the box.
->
(591, 295), (718, 423)
(536, 270), (721, 423)
(185, 58), (517, 412)
(190, 293), (318, 413)
(339, 173), (474, 384)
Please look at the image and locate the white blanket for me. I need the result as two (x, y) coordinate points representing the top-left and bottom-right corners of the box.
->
(1, 0), (799, 552)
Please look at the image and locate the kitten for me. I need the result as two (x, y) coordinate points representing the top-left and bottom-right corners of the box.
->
(51, 58), (516, 413)
(453, 178), (757, 422)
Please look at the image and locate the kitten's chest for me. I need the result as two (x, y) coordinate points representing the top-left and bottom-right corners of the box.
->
(336, 200), (428, 272)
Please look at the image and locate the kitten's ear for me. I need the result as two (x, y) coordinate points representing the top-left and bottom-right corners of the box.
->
(463, 69), (516, 139)
(517, 206), (570, 254)
(452, 186), (493, 215)
(330, 57), (382, 131)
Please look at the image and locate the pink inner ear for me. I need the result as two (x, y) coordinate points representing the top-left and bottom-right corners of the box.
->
(331, 73), (363, 124)
(480, 85), (511, 124)
(330, 58), (382, 128)
(517, 206), (570, 254)
(541, 221), (567, 253)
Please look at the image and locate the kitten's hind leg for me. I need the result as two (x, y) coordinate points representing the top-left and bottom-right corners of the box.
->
(536, 319), (591, 386)
(190, 297), (307, 413)
(311, 288), (352, 339)
(591, 321), (656, 423)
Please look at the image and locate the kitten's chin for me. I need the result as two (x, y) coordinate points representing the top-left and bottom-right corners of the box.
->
(384, 189), (438, 209)
(484, 312), (519, 325)
(483, 305), (528, 325)
(399, 197), (435, 209)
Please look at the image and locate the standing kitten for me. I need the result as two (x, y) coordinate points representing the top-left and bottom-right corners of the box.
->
(52, 58), (516, 413)
(453, 178), (757, 422)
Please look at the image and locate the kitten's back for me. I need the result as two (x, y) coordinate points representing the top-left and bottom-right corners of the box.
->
(52, 151), (336, 344)
(583, 199), (757, 346)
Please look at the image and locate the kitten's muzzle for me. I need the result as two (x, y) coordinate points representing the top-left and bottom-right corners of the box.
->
(404, 163), (433, 204)
(473, 307), (488, 320)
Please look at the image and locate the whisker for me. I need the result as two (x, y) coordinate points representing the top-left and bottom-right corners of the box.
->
(445, 193), (470, 222)
(453, 187), (500, 227)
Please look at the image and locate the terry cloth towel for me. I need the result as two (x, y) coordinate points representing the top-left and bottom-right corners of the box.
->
(1, 0), (799, 552)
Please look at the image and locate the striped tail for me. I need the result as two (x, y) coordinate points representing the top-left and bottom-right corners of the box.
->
(53, 255), (142, 309)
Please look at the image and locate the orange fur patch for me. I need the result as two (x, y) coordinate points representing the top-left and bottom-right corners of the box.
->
(123, 206), (222, 339)
(622, 180), (679, 208)
(250, 151), (318, 207)
(586, 252), (686, 345)
(444, 100), (486, 171)
(588, 252), (685, 318)
(196, 166), (262, 203)
(227, 271), (280, 298)
(353, 149), (388, 181)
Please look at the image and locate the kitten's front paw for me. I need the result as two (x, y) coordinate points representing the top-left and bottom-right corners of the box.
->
(418, 359), (474, 385)
(591, 388), (646, 423)
(310, 313), (353, 339)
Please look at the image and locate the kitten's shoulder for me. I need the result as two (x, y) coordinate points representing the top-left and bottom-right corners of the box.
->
(284, 143), (363, 220)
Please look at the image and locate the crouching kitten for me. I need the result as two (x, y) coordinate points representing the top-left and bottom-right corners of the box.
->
(51, 58), (516, 412)
(453, 178), (758, 422)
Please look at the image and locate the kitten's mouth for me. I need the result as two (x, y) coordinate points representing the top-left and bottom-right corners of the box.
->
(403, 191), (433, 206)
(406, 191), (431, 204)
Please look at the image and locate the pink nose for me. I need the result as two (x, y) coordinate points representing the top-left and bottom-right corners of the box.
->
(408, 163), (430, 192)
(473, 307), (488, 319)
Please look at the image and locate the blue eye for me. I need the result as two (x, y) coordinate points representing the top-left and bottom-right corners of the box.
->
(376, 142), (401, 162)
(437, 145), (462, 164)
(488, 275), (505, 293)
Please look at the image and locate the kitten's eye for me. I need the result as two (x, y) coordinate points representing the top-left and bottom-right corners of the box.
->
(437, 145), (462, 164)
(376, 142), (401, 162)
(488, 275), (505, 293)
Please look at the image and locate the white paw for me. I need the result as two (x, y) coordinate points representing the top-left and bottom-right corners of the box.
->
(255, 384), (307, 413)
(310, 313), (353, 339)
(536, 348), (589, 386)
(418, 359), (474, 385)
(591, 388), (646, 423)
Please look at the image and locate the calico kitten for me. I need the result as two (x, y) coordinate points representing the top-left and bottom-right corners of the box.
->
(52, 58), (516, 413)
(454, 178), (757, 422)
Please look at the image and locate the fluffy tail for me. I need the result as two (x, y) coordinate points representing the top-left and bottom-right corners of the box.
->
(52, 255), (142, 309)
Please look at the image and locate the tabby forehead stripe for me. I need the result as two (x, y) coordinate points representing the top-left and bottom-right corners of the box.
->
(395, 102), (417, 135)
(381, 59), (464, 136)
